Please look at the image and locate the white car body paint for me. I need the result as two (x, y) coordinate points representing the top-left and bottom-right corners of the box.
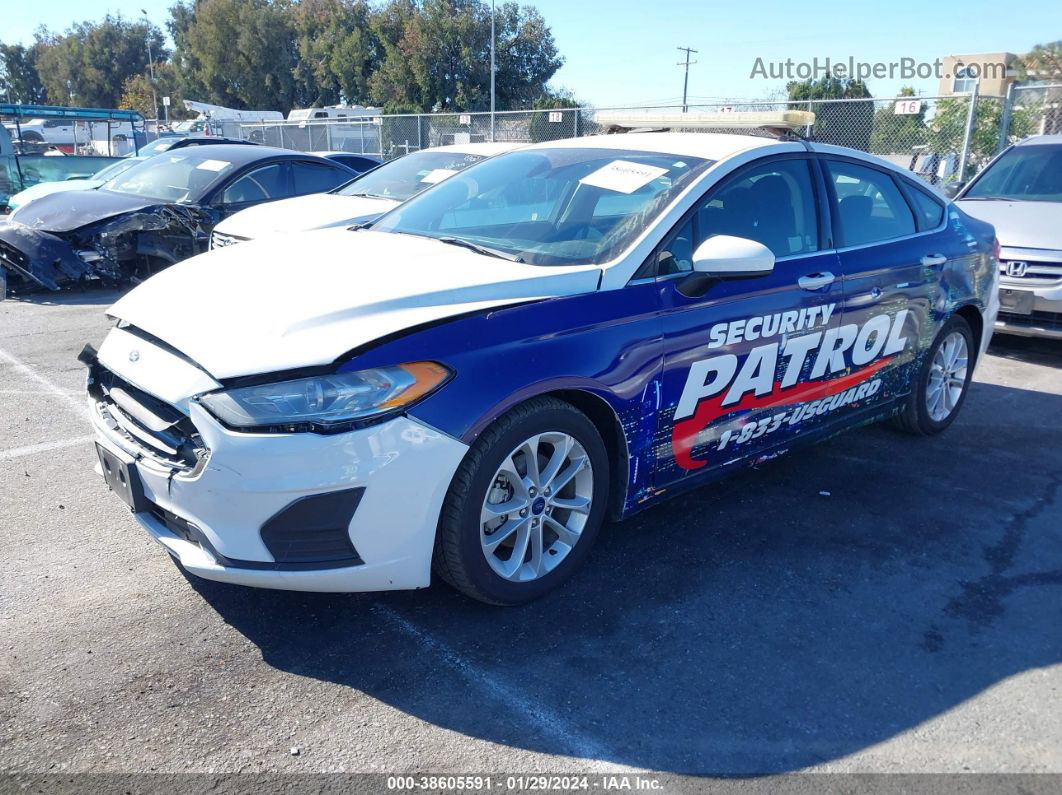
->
(211, 141), (524, 243)
(211, 192), (398, 240)
(108, 228), (601, 379)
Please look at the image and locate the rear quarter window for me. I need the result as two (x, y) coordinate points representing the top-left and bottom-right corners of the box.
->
(906, 185), (945, 230)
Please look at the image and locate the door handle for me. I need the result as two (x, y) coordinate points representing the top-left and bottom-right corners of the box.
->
(921, 254), (947, 266)
(798, 272), (835, 291)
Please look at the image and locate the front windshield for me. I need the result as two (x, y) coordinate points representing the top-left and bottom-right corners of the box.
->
(371, 147), (711, 266)
(104, 151), (237, 203)
(91, 158), (141, 181)
(337, 150), (486, 201)
(964, 144), (1062, 202)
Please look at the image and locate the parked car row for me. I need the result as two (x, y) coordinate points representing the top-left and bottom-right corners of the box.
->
(77, 113), (1003, 605)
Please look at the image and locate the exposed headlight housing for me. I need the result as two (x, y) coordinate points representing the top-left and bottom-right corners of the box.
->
(199, 362), (452, 433)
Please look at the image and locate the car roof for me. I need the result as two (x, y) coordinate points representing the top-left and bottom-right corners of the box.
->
(167, 144), (333, 165)
(522, 131), (781, 160)
(427, 141), (526, 156)
(1015, 134), (1062, 147)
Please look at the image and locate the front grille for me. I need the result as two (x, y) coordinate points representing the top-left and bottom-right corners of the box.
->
(90, 364), (207, 471)
(999, 260), (1062, 285)
(998, 310), (1062, 331)
(210, 230), (247, 249)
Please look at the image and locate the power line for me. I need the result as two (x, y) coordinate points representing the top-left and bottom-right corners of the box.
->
(676, 46), (698, 113)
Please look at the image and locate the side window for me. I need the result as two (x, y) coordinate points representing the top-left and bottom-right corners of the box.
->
(697, 158), (820, 258)
(221, 163), (287, 205)
(292, 162), (351, 195)
(826, 160), (916, 246)
(906, 185), (945, 230)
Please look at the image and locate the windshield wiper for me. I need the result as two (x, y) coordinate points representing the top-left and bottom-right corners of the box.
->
(435, 236), (524, 262)
(345, 191), (394, 200)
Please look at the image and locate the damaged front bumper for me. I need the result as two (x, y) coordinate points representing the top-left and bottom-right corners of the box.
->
(0, 221), (94, 291)
(0, 205), (212, 293)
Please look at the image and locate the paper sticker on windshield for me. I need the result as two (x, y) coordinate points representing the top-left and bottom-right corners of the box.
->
(420, 168), (459, 184)
(196, 159), (231, 172)
(580, 160), (669, 194)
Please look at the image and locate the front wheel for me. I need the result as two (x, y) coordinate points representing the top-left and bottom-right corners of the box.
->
(433, 397), (610, 605)
(891, 314), (975, 435)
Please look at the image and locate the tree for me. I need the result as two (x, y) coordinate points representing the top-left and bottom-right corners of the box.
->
(169, 0), (299, 113)
(291, 0), (379, 108)
(1015, 41), (1062, 82)
(787, 76), (873, 151)
(929, 96), (1035, 178)
(0, 43), (48, 104)
(369, 0), (562, 113)
(869, 86), (928, 155)
(34, 16), (166, 108)
(118, 74), (156, 118)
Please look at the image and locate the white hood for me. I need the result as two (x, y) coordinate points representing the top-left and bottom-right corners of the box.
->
(108, 228), (601, 379)
(956, 199), (1062, 252)
(214, 193), (399, 240)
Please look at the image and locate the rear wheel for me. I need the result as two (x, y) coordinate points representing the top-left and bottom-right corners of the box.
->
(891, 315), (974, 435)
(433, 397), (609, 605)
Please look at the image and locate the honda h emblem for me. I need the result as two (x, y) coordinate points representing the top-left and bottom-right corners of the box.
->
(1005, 261), (1029, 278)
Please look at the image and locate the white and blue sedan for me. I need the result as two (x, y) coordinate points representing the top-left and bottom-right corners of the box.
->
(83, 117), (999, 604)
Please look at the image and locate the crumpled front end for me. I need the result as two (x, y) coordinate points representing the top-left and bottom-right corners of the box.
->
(0, 205), (213, 293)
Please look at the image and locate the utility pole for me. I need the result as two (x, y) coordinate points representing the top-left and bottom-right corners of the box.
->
(676, 46), (698, 112)
(490, 0), (496, 142)
(141, 9), (158, 120)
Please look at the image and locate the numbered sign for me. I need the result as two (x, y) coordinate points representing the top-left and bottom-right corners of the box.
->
(894, 99), (921, 115)
(548, 111), (563, 123)
(459, 114), (471, 125)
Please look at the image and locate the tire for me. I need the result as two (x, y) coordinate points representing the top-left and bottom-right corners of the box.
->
(890, 314), (975, 435)
(433, 396), (610, 605)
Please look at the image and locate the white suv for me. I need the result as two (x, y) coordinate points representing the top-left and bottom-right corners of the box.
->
(957, 135), (1062, 340)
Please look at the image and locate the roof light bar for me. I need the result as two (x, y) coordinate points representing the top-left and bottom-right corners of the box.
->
(593, 109), (815, 131)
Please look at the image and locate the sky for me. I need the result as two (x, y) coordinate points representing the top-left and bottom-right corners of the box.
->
(4, 0), (1061, 106)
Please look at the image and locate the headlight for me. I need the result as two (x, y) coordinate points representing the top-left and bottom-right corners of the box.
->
(199, 362), (451, 432)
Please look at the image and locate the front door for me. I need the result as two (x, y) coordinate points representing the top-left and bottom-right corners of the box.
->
(654, 155), (846, 486)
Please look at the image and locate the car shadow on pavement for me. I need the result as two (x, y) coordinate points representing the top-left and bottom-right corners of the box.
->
(2, 286), (124, 306)
(182, 377), (1062, 774)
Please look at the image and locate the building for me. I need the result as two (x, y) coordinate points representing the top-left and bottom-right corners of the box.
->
(937, 53), (1017, 97)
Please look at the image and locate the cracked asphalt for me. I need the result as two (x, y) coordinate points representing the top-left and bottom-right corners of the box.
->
(1, 289), (1060, 779)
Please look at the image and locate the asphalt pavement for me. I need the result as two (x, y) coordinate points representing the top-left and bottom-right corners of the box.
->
(1, 289), (1060, 781)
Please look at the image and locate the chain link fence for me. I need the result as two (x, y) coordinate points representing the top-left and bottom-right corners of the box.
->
(231, 88), (1062, 188)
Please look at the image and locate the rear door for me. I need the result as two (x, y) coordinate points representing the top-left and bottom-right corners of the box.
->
(653, 155), (844, 486)
(821, 157), (950, 408)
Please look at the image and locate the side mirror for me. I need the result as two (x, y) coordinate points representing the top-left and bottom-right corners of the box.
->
(691, 235), (775, 277)
(678, 235), (774, 298)
(942, 181), (966, 199)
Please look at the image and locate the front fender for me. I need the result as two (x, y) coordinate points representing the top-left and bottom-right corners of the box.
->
(343, 282), (665, 514)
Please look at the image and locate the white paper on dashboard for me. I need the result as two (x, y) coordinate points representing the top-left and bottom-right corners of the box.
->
(420, 168), (459, 184)
(579, 160), (668, 194)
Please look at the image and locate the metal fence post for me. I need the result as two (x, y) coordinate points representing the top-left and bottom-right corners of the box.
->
(997, 82), (1015, 154)
(957, 83), (979, 183)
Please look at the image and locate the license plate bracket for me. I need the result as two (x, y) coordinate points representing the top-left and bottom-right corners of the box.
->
(95, 443), (148, 513)
(999, 287), (1034, 315)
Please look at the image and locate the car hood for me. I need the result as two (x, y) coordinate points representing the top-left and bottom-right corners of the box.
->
(214, 193), (397, 240)
(9, 179), (105, 213)
(956, 199), (1062, 251)
(108, 228), (601, 379)
(9, 188), (162, 234)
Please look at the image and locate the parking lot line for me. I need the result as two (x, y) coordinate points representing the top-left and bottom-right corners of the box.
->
(375, 604), (619, 769)
(0, 435), (96, 461)
(0, 345), (91, 420)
